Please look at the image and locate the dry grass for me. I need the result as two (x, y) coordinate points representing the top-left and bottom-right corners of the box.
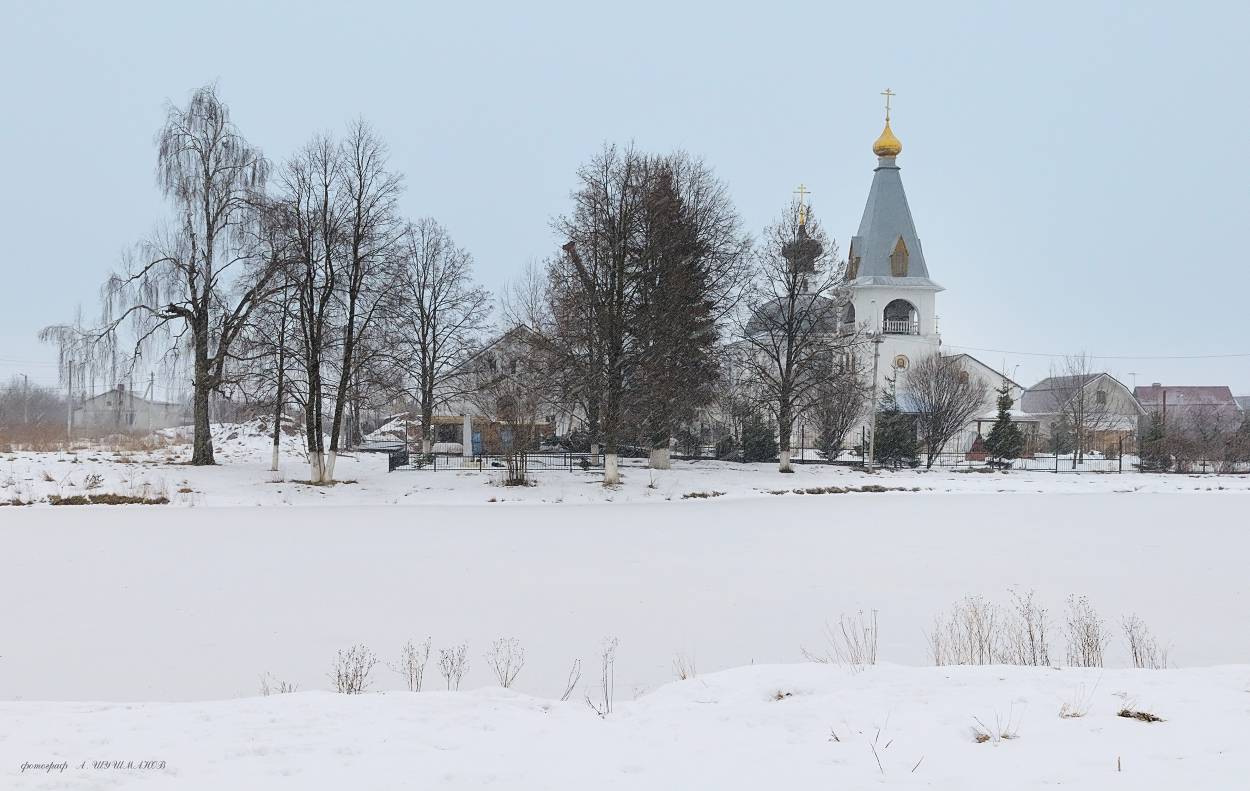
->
(681, 490), (725, 499)
(802, 610), (879, 672)
(1117, 708), (1164, 723)
(1058, 681), (1097, 718)
(971, 706), (1023, 744)
(49, 493), (170, 505)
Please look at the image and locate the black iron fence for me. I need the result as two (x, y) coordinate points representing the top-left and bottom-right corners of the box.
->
(390, 451), (605, 472)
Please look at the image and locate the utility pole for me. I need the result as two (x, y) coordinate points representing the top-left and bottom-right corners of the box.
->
(866, 300), (882, 473)
(147, 372), (155, 435)
(66, 361), (74, 441)
(22, 373), (29, 426)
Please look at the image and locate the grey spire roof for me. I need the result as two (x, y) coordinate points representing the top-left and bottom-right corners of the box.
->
(849, 156), (929, 280)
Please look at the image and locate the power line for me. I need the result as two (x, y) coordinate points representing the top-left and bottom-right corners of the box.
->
(943, 344), (1250, 361)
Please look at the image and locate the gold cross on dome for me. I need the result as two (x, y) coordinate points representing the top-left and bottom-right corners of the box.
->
(793, 184), (809, 224)
(881, 88), (896, 121)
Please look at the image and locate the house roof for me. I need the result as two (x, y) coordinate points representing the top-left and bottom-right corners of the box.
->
(1133, 384), (1240, 408)
(1021, 373), (1142, 416)
(78, 389), (179, 409)
(946, 353), (1022, 390)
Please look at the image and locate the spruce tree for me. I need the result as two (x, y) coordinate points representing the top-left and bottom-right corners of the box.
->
(983, 379), (1026, 466)
(741, 411), (779, 463)
(873, 387), (919, 468)
(1138, 410), (1170, 471)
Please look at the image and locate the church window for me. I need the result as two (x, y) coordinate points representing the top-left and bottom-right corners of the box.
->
(890, 236), (909, 277)
(843, 303), (856, 325)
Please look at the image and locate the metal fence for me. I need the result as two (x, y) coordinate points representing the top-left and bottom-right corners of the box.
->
(389, 451), (605, 473)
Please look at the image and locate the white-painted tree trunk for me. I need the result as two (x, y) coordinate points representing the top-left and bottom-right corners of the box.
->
(325, 450), (337, 482)
(422, 437), (432, 455)
(590, 443), (600, 456)
(779, 449), (793, 473)
(270, 445), (279, 472)
(603, 453), (620, 485)
(308, 451), (324, 484)
(649, 447), (671, 470)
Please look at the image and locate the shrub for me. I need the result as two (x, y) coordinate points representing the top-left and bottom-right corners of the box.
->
(329, 645), (378, 694)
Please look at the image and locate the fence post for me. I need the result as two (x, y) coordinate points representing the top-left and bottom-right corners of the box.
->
(1119, 437), (1123, 473)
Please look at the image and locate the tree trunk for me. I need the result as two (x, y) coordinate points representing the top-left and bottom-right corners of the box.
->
(271, 323), (286, 473)
(778, 401), (793, 473)
(603, 452), (620, 485)
(190, 321), (215, 465)
(421, 395), (434, 456)
(649, 446), (671, 470)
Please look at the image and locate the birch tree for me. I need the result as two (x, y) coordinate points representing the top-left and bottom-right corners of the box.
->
(98, 84), (275, 464)
(394, 219), (491, 454)
(324, 121), (405, 480)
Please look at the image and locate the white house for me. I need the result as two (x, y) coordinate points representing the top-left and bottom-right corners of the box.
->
(73, 384), (183, 435)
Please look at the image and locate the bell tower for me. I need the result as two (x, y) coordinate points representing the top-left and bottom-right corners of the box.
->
(847, 92), (944, 388)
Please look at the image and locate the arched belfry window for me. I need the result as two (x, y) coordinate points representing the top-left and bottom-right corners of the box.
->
(883, 299), (918, 334)
(843, 303), (856, 325)
(890, 236), (909, 277)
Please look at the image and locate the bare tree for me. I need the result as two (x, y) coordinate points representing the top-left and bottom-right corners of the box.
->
(276, 134), (342, 482)
(737, 205), (857, 472)
(394, 219), (491, 455)
(1045, 353), (1118, 467)
(324, 120), (405, 481)
(811, 361), (869, 460)
(96, 85), (275, 464)
(551, 145), (650, 485)
(902, 352), (990, 468)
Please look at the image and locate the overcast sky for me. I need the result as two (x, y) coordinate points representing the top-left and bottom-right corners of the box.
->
(2, 1), (1247, 394)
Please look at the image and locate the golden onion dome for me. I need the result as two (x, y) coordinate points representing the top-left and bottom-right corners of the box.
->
(872, 121), (902, 157)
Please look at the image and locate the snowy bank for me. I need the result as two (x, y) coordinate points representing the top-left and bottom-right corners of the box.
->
(3, 663), (1246, 789)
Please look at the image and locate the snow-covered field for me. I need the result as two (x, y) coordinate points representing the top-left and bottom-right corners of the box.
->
(2, 424), (1248, 787)
(5, 664), (1247, 789)
(2, 420), (1248, 507)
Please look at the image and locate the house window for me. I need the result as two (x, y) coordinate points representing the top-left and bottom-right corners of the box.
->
(958, 371), (970, 385)
(890, 236), (909, 277)
(1096, 390), (1107, 406)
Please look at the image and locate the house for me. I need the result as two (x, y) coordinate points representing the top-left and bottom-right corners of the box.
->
(1020, 374), (1143, 453)
(73, 384), (183, 435)
(418, 325), (560, 455)
(1133, 384), (1245, 437)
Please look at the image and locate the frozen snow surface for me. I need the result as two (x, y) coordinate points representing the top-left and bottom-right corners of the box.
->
(2, 422), (1248, 787)
(5, 664), (1248, 789)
